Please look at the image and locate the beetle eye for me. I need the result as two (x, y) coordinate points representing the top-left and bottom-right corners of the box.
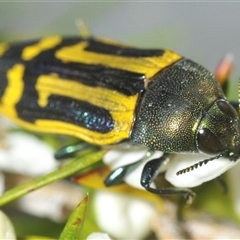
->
(197, 128), (223, 155)
(217, 100), (238, 119)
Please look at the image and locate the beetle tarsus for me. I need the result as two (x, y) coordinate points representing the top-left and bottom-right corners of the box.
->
(141, 153), (195, 203)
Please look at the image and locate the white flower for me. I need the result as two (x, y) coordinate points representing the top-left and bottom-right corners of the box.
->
(0, 132), (58, 176)
(0, 210), (16, 239)
(0, 130), (85, 222)
(17, 180), (83, 222)
(93, 191), (155, 239)
(87, 232), (112, 240)
(103, 143), (238, 189)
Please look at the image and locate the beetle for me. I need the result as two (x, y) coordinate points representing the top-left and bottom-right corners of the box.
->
(0, 35), (239, 201)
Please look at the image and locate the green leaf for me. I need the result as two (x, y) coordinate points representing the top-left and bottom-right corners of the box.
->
(0, 150), (106, 206)
(59, 195), (89, 239)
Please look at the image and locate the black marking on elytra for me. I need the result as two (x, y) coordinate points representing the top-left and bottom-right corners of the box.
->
(0, 39), (40, 60)
(5, 37), (146, 96)
(0, 69), (8, 100)
(16, 93), (114, 133)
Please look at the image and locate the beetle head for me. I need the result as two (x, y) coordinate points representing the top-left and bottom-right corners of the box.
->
(197, 98), (240, 160)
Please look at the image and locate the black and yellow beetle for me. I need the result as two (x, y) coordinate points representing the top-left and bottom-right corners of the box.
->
(0, 35), (239, 201)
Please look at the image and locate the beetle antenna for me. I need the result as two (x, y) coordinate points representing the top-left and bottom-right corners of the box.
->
(176, 153), (225, 175)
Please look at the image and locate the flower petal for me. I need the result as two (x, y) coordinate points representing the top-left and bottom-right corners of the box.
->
(0, 132), (58, 176)
(94, 191), (155, 239)
(0, 211), (16, 239)
(86, 232), (112, 240)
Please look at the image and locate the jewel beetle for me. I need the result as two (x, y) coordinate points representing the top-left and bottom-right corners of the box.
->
(0, 35), (239, 201)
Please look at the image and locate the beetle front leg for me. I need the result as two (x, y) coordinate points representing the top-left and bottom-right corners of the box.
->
(141, 153), (196, 203)
(104, 149), (155, 186)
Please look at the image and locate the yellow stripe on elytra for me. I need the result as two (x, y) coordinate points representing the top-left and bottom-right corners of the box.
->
(34, 74), (138, 144)
(33, 118), (131, 145)
(0, 64), (25, 118)
(21, 36), (62, 61)
(55, 41), (181, 79)
(0, 43), (9, 57)
(35, 74), (136, 112)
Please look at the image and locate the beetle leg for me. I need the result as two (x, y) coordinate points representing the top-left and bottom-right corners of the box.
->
(104, 149), (155, 186)
(55, 141), (99, 160)
(141, 153), (195, 203)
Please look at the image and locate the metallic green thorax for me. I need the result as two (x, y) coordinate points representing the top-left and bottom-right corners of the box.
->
(131, 59), (237, 153)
